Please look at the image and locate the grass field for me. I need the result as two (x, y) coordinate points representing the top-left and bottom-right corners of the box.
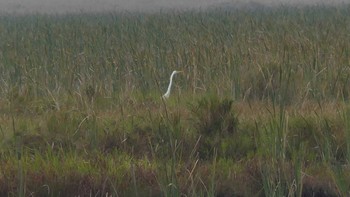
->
(1, 4), (350, 196)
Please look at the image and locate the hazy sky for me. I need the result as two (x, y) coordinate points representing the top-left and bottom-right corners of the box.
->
(0, 0), (347, 14)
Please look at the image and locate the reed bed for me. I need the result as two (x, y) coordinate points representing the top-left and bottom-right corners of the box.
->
(1, 4), (350, 196)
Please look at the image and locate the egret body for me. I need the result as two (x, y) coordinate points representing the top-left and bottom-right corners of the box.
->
(162, 70), (183, 99)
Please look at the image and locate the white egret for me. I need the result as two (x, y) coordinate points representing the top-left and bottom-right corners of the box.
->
(162, 70), (183, 99)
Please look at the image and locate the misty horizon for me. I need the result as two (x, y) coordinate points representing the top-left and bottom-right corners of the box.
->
(0, 0), (348, 14)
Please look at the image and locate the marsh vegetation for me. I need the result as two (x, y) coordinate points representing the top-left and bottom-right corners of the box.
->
(1, 4), (350, 196)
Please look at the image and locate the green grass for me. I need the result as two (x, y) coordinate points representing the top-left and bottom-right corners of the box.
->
(1, 4), (350, 196)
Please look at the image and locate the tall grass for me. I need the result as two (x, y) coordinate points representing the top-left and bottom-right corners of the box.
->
(1, 4), (350, 196)
(0, 6), (349, 102)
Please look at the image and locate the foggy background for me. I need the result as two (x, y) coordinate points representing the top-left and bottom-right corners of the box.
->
(0, 0), (348, 14)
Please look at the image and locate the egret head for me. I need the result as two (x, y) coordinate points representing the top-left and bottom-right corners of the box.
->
(173, 70), (183, 74)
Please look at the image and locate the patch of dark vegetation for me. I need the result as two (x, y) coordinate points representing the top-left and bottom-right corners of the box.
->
(191, 97), (239, 159)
